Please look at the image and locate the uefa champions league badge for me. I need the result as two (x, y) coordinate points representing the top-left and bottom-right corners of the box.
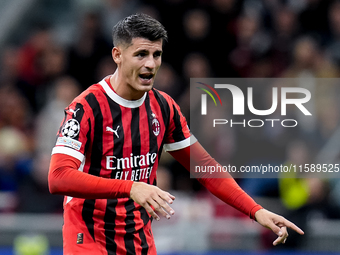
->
(151, 113), (160, 136)
(61, 119), (80, 138)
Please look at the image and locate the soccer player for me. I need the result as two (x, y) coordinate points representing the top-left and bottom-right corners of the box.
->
(48, 13), (304, 255)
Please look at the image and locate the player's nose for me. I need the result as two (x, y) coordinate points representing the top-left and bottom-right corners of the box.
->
(144, 56), (156, 70)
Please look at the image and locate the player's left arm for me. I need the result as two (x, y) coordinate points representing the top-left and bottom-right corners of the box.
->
(168, 141), (304, 245)
(162, 92), (304, 244)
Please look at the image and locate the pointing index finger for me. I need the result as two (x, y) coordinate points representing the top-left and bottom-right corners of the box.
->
(284, 219), (304, 235)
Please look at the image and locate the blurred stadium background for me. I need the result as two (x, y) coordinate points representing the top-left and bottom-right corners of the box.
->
(1, 0), (340, 254)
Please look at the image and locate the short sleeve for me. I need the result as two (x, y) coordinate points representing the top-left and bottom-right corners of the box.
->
(162, 96), (196, 152)
(51, 100), (92, 162)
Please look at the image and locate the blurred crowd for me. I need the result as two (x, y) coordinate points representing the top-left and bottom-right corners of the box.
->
(1, 0), (340, 244)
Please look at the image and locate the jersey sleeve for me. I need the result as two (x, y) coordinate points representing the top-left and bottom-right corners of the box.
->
(162, 94), (197, 152)
(51, 99), (92, 162)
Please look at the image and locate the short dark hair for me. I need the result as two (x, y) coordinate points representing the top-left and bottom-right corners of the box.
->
(112, 13), (168, 47)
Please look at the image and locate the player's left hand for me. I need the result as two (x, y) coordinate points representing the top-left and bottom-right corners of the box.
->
(254, 208), (304, 246)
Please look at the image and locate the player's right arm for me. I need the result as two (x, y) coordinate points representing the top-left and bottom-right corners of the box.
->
(48, 153), (133, 199)
(47, 96), (134, 199)
(48, 154), (175, 219)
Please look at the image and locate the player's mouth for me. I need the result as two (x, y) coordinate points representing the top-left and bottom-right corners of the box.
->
(139, 73), (154, 85)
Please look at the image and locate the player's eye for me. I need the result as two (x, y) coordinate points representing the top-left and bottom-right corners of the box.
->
(154, 51), (162, 58)
(136, 52), (147, 58)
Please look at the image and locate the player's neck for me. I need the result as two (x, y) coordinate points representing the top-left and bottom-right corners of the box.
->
(109, 71), (145, 101)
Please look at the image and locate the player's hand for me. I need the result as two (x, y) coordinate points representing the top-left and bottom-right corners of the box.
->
(254, 208), (304, 246)
(130, 182), (175, 221)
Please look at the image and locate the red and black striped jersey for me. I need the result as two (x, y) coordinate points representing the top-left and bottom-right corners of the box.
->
(52, 76), (195, 254)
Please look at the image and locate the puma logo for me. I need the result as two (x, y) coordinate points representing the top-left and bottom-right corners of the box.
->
(106, 125), (120, 138)
(68, 108), (80, 117)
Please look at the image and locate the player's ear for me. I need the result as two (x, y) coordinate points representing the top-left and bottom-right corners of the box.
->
(112, 47), (121, 64)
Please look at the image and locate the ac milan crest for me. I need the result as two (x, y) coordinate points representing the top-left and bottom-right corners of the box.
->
(151, 113), (160, 136)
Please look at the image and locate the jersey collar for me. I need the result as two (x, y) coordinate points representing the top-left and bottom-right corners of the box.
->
(99, 77), (146, 108)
